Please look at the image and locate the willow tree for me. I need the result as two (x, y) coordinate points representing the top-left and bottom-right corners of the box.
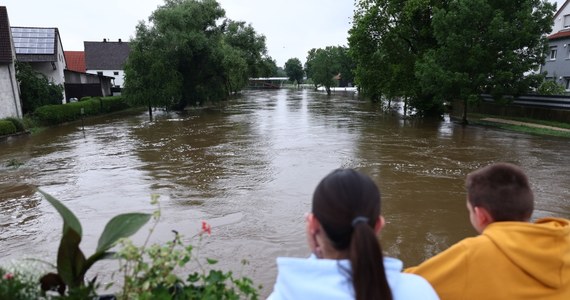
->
(124, 0), (270, 118)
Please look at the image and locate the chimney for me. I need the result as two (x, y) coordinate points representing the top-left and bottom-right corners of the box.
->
(119, 38), (122, 42)
(103, 38), (107, 42)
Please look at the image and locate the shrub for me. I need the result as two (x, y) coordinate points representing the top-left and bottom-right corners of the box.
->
(116, 195), (260, 300)
(0, 267), (42, 300)
(33, 96), (132, 125)
(0, 120), (17, 136)
(4, 117), (25, 132)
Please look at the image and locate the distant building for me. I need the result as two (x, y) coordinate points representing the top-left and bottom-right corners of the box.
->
(541, 0), (570, 91)
(0, 6), (22, 119)
(64, 51), (86, 73)
(84, 39), (130, 89)
(10, 26), (67, 101)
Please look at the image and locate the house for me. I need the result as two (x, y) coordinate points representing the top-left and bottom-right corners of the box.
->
(84, 39), (130, 90)
(64, 51), (86, 73)
(10, 26), (67, 102)
(0, 6), (22, 119)
(541, 0), (570, 90)
(64, 70), (113, 100)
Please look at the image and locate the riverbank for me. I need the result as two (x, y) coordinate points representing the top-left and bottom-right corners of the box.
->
(466, 113), (570, 138)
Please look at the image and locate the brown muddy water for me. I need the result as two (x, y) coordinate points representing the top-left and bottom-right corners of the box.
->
(1, 89), (569, 296)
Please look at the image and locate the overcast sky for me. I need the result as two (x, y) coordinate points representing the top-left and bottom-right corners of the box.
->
(2, 0), (565, 67)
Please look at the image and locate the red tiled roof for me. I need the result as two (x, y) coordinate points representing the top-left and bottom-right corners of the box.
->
(548, 30), (570, 40)
(65, 51), (85, 72)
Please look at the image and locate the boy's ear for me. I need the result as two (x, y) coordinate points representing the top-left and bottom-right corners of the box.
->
(474, 206), (494, 230)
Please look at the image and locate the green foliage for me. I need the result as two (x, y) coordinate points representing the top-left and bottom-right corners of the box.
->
(0, 120), (17, 136)
(116, 196), (260, 300)
(349, 0), (555, 120)
(33, 96), (131, 125)
(38, 190), (151, 295)
(305, 46), (353, 95)
(284, 58), (304, 85)
(0, 267), (42, 300)
(15, 61), (64, 114)
(124, 0), (270, 110)
(4, 117), (25, 132)
(537, 80), (566, 95)
(415, 0), (555, 122)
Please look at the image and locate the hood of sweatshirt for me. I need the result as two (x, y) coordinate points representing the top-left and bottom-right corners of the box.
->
(483, 217), (570, 288)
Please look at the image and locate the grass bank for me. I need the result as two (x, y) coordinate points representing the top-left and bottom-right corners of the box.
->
(466, 113), (570, 138)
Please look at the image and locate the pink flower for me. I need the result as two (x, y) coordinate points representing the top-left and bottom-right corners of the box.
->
(201, 221), (212, 235)
(3, 273), (13, 280)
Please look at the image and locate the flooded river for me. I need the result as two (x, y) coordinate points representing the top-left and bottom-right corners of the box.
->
(1, 89), (569, 296)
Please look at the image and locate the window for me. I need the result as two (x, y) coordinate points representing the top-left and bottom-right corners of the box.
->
(565, 78), (570, 90)
(113, 71), (119, 75)
(564, 15), (570, 28)
(550, 47), (557, 60)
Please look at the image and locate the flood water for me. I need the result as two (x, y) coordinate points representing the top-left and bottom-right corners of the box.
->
(1, 89), (569, 296)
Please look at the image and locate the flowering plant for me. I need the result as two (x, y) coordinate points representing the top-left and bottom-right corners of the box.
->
(114, 195), (260, 300)
(0, 267), (42, 300)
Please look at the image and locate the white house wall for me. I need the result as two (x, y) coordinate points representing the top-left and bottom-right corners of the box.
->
(552, 3), (570, 34)
(0, 63), (22, 119)
(86, 69), (125, 88)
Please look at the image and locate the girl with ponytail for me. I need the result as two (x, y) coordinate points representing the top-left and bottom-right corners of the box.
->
(268, 169), (439, 300)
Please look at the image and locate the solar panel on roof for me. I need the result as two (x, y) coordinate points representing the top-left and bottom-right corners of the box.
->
(11, 27), (56, 55)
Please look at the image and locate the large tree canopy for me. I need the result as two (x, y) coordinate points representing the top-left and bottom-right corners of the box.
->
(417, 0), (555, 123)
(284, 58), (304, 86)
(349, 0), (555, 120)
(124, 0), (272, 115)
(305, 46), (353, 95)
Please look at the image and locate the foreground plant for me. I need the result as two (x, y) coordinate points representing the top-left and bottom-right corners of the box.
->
(115, 195), (260, 300)
(38, 190), (151, 296)
(0, 267), (42, 300)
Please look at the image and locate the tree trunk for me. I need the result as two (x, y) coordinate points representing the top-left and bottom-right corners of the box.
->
(326, 86), (331, 95)
(404, 96), (408, 117)
(148, 104), (153, 122)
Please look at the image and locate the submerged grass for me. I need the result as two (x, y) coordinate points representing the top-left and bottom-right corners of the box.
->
(469, 114), (570, 138)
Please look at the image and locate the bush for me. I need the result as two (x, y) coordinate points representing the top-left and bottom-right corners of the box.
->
(0, 267), (42, 300)
(4, 117), (25, 132)
(33, 96), (132, 125)
(0, 120), (17, 136)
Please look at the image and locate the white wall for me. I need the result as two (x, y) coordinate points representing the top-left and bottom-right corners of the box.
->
(86, 69), (125, 88)
(552, 3), (570, 33)
(0, 63), (22, 119)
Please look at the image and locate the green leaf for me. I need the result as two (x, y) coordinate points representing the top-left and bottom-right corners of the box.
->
(57, 228), (86, 288)
(206, 258), (218, 265)
(39, 189), (82, 236)
(96, 213), (151, 253)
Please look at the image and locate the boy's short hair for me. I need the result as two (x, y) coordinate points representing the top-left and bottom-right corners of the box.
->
(466, 163), (534, 222)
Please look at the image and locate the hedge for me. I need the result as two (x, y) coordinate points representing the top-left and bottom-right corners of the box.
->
(0, 120), (17, 136)
(33, 96), (132, 125)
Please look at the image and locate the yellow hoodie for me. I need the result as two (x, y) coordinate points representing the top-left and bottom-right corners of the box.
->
(405, 218), (570, 300)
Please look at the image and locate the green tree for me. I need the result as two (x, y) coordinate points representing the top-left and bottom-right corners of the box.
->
(305, 47), (345, 95)
(124, 0), (268, 118)
(416, 0), (555, 124)
(284, 58), (304, 86)
(349, 0), (444, 114)
(15, 62), (63, 114)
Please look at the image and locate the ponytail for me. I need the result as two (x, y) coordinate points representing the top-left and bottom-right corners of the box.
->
(349, 222), (392, 300)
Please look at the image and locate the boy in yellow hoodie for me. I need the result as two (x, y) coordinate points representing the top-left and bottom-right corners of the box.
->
(406, 162), (570, 300)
